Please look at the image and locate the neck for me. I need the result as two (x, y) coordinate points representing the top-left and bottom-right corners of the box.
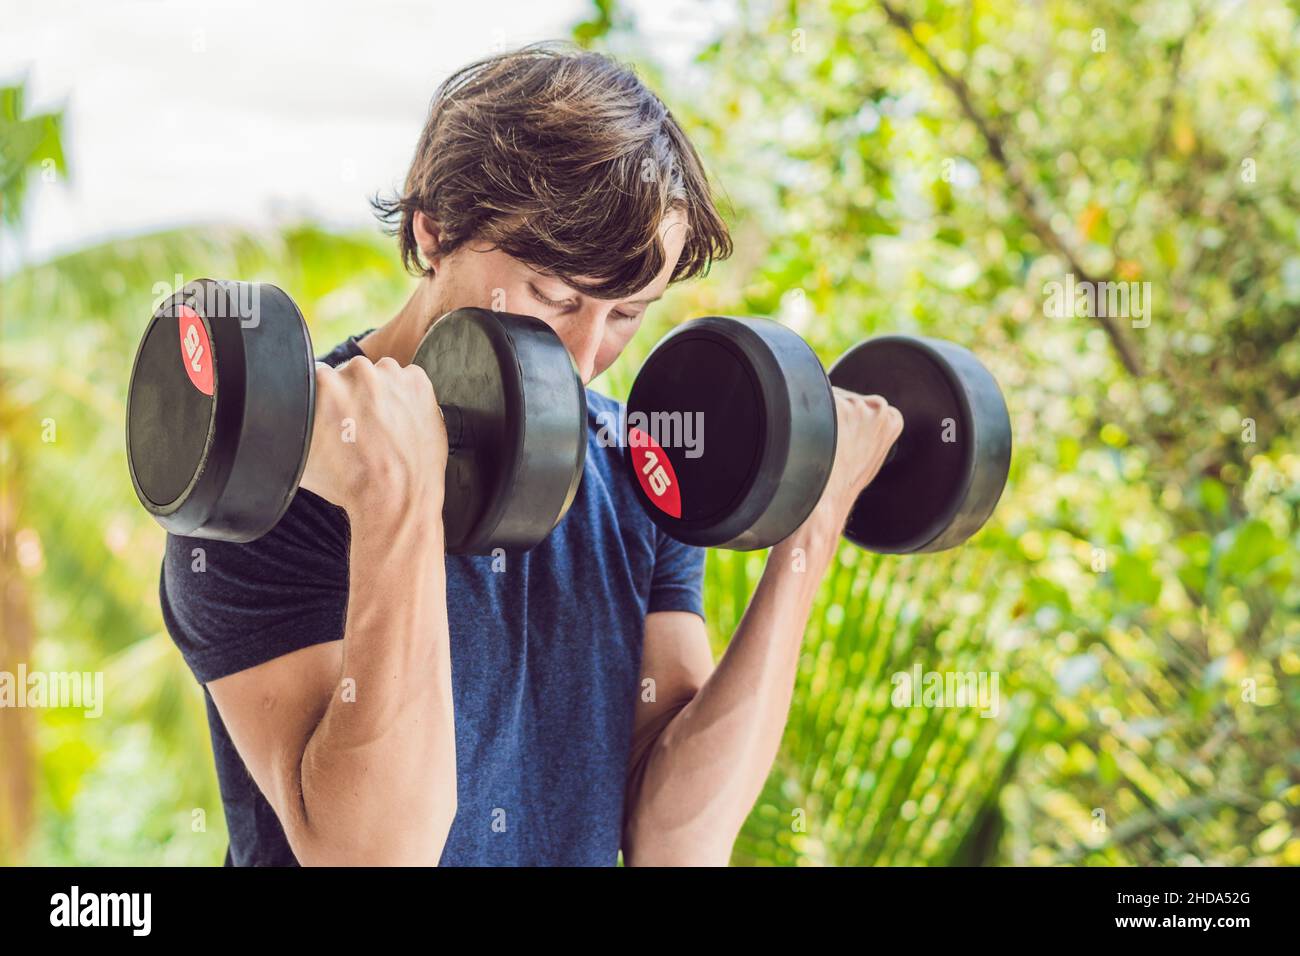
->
(358, 280), (440, 364)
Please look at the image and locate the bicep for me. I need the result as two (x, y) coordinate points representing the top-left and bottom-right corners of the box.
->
(630, 611), (713, 760)
(206, 640), (343, 839)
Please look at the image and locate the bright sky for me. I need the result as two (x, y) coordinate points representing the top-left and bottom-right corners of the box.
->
(0, 0), (732, 271)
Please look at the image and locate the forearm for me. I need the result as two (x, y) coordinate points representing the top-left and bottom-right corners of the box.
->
(625, 512), (841, 865)
(292, 505), (456, 865)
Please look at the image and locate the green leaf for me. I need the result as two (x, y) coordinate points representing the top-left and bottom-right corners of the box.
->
(1219, 520), (1282, 577)
(1197, 478), (1229, 518)
(1112, 552), (1162, 605)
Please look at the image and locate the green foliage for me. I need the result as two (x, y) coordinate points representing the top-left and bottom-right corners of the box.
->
(0, 81), (67, 228)
(572, 0), (625, 48)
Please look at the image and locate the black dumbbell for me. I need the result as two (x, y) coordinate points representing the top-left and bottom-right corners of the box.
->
(126, 278), (586, 553)
(621, 316), (1011, 553)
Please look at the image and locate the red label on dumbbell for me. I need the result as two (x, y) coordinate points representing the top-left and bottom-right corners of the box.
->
(629, 427), (681, 518)
(177, 305), (214, 396)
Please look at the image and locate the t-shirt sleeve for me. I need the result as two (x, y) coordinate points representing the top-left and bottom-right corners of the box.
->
(646, 525), (706, 619)
(159, 491), (351, 684)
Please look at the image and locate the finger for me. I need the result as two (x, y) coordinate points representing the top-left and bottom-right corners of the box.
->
(336, 354), (375, 376)
(885, 405), (904, 433)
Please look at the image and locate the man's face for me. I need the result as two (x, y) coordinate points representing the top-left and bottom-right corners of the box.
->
(415, 210), (688, 385)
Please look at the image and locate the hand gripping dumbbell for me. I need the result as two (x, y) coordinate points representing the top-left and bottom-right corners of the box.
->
(621, 316), (1011, 553)
(126, 278), (587, 553)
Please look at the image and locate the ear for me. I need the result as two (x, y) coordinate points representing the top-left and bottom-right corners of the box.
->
(413, 211), (445, 272)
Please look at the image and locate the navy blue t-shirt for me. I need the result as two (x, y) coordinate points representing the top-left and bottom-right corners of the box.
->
(159, 331), (706, 866)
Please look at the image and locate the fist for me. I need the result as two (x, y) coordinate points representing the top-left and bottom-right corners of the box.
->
(298, 356), (446, 518)
(814, 387), (904, 526)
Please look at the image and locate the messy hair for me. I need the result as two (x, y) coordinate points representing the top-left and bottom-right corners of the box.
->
(373, 43), (732, 299)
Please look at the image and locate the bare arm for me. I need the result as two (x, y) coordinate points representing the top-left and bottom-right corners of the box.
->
(207, 357), (457, 866)
(624, 391), (902, 866)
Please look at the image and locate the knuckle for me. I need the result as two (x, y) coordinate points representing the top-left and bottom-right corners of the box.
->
(347, 356), (376, 377)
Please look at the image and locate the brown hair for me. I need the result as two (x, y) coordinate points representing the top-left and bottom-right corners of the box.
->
(373, 43), (732, 299)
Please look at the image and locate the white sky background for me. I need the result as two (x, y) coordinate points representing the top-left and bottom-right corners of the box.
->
(0, 0), (734, 272)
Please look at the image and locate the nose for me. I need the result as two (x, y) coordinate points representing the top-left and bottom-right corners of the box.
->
(555, 309), (606, 384)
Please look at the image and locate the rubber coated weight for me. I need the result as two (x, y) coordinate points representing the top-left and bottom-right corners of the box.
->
(126, 278), (314, 542)
(411, 308), (587, 553)
(625, 318), (1011, 555)
(828, 336), (1011, 553)
(623, 316), (836, 550)
(126, 281), (588, 554)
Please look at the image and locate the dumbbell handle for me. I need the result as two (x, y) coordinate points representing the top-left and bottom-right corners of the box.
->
(439, 403), (469, 455)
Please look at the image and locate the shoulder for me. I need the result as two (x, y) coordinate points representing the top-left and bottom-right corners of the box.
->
(160, 489), (350, 683)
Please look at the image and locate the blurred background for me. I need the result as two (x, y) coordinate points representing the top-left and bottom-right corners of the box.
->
(1, 0), (1297, 866)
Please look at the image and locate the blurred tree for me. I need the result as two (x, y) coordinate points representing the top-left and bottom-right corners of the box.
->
(0, 81), (66, 229)
(0, 78), (67, 865)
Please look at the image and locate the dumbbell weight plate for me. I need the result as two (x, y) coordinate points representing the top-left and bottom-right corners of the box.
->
(827, 336), (1011, 553)
(126, 278), (315, 542)
(624, 316), (837, 550)
(412, 308), (587, 554)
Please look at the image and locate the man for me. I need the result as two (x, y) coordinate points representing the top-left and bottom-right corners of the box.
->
(161, 44), (902, 866)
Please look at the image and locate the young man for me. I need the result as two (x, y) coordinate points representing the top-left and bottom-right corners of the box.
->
(161, 44), (902, 866)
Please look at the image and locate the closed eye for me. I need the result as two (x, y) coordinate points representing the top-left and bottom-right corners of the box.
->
(529, 283), (642, 321)
(528, 283), (577, 312)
